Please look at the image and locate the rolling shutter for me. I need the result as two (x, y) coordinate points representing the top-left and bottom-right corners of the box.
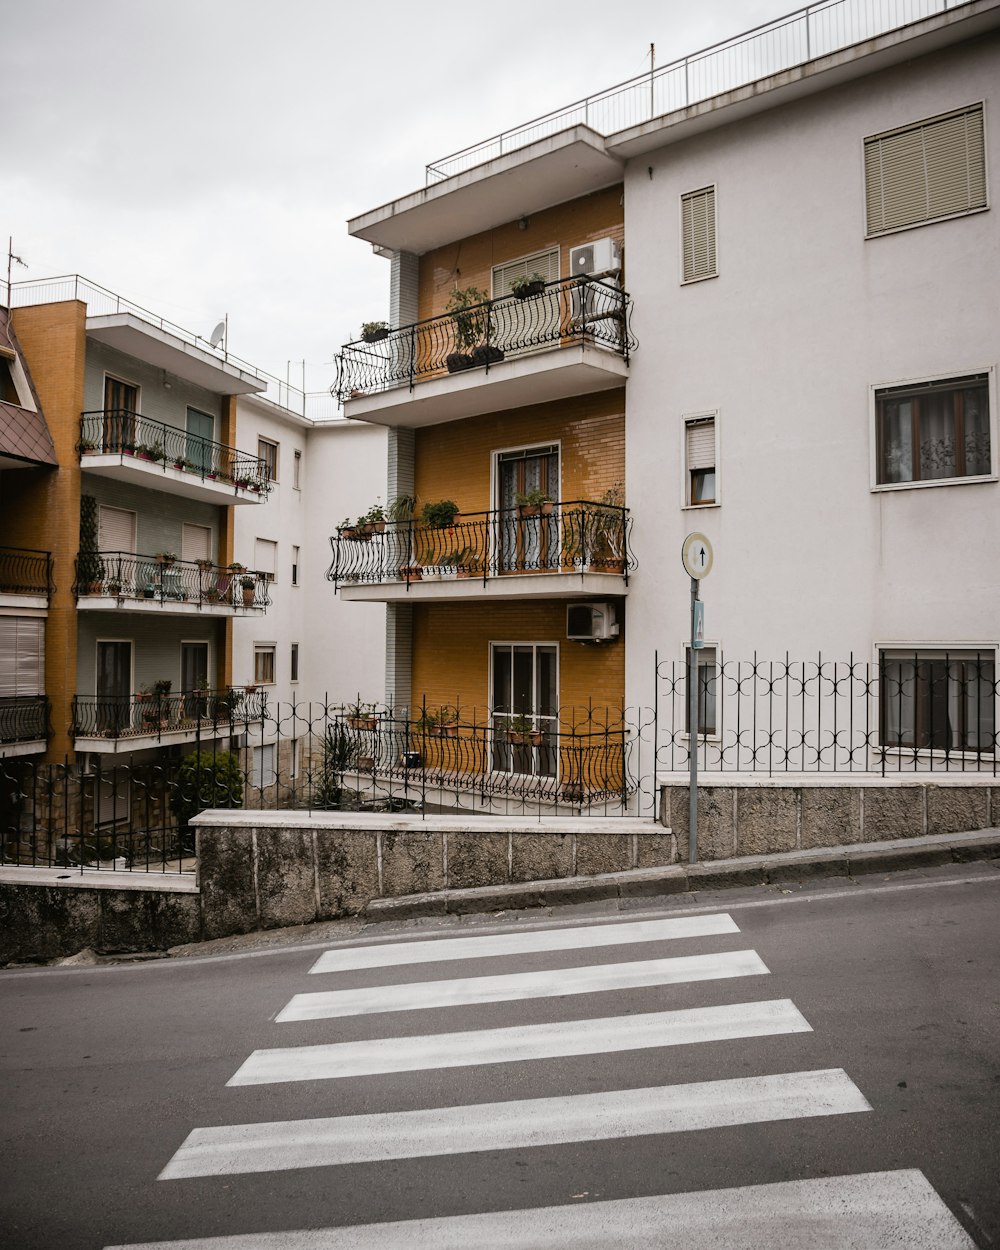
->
(491, 249), (560, 299)
(686, 418), (716, 471)
(182, 524), (212, 563)
(865, 104), (986, 235)
(681, 187), (716, 282)
(98, 506), (135, 553)
(0, 617), (44, 696)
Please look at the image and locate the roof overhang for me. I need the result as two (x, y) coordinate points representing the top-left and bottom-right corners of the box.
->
(348, 128), (625, 256)
(86, 314), (266, 396)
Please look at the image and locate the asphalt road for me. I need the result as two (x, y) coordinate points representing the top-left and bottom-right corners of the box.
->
(1, 860), (998, 1248)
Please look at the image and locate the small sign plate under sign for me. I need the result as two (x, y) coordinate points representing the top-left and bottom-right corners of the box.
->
(682, 532), (714, 580)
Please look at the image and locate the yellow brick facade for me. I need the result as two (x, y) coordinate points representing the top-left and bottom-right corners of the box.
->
(417, 184), (625, 320)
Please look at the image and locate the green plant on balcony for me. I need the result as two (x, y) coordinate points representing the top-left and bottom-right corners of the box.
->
(509, 271), (548, 299)
(412, 708), (438, 734)
(445, 286), (503, 371)
(360, 320), (390, 343)
(388, 494), (416, 524)
(420, 499), (459, 529)
(345, 700), (377, 731)
(357, 502), (386, 534)
(515, 489), (554, 516)
(506, 713), (543, 746)
(585, 482), (626, 571)
(155, 551), (177, 565)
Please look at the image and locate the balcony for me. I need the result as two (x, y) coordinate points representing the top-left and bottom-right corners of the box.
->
(0, 695), (49, 757)
(72, 687), (267, 755)
(0, 547), (53, 610)
(74, 553), (270, 616)
(328, 501), (631, 602)
(335, 277), (635, 427)
(79, 411), (270, 504)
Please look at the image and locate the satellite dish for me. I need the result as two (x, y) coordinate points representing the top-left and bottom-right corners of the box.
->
(209, 321), (226, 348)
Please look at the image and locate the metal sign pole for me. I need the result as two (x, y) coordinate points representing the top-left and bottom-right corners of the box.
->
(689, 575), (699, 864)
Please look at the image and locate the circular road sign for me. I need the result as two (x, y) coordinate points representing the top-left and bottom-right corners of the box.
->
(682, 532), (714, 579)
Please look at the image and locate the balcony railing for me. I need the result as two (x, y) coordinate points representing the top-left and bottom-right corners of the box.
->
(74, 552), (270, 611)
(80, 411), (270, 496)
(0, 547), (54, 601)
(334, 277), (636, 403)
(71, 687), (268, 742)
(0, 696), (50, 745)
(328, 501), (631, 587)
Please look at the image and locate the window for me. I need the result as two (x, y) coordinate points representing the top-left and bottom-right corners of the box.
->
(875, 374), (991, 486)
(685, 646), (718, 737)
(0, 617), (44, 697)
(864, 104), (987, 237)
(293, 449), (302, 490)
(0, 347), (34, 409)
(880, 649), (995, 754)
(103, 377), (138, 452)
(181, 524), (212, 564)
(251, 743), (277, 787)
(258, 437), (278, 482)
(254, 645), (275, 685)
(290, 738), (300, 780)
(491, 248), (561, 354)
(291, 545), (300, 587)
(681, 186), (717, 283)
(255, 538), (277, 582)
(290, 642), (299, 683)
(491, 248), (560, 299)
(497, 444), (560, 572)
(98, 506), (136, 554)
(685, 415), (717, 505)
(490, 643), (558, 778)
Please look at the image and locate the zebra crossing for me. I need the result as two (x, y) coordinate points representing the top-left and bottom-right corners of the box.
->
(106, 909), (977, 1249)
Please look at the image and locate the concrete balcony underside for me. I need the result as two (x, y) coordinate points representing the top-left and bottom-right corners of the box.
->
(81, 455), (265, 504)
(0, 594), (47, 612)
(76, 595), (265, 619)
(339, 571), (629, 603)
(74, 723), (255, 756)
(0, 739), (47, 758)
(343, 344), (628, 429)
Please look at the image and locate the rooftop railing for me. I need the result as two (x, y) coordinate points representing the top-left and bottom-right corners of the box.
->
(74, 552), (270, 611)
(426, 0), (961, 182)
(334, 276), (635, 403)
(80, 410), (270, 496)
(328, 501), (632, 587)
(0, 696), (49, 745)
(0, 546), (54, 601)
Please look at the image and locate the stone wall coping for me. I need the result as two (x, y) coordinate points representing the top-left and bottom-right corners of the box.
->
(0, 867), (199, 894)
(658, 773), (997, 788)
(190, 812), (657, 834)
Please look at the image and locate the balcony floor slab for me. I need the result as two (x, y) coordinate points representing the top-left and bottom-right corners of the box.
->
(339, 571), (629, 603)
(81, 455), (265, 504)
(77, 596), (265, 618)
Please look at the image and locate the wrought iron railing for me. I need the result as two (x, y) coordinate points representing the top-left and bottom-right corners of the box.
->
(328, 502), (631, 586)
(654, 652), (999, 776)
(0, 695), (49, 745)
(425, 0), (961, 181)
(0, 546), (54, 600)
(334, 277), (636, 402)
(73, 552), (270, 611)
(79, 410), (270, 496)
(71, 687), (268, 742)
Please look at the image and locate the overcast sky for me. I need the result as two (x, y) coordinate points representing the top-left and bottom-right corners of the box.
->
(4, 0), (782, 408)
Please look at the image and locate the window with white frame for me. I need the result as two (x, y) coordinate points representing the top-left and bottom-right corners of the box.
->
(681, 186), (717, 283)
(875, 374), (991, 486)
(255, 538), (277, 582)
(0, 617), (44, 697)
(684, 415), (717, 506)
(290, 642), (299, 683)
(254, 645), (275, 685)
(879, 648), (995, 754)
(250, 743), (277, 787)
(491, 248), (560, 300)
(685, 645), (718, 737)
(864, 104), (986, 237)
(258, 437), (278, 482)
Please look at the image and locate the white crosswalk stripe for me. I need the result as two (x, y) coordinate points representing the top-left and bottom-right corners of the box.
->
(307, 912), (741, 974)
(106, 910), (977, 1249)
(161, 1068), (870, 1179)
(110, 1170), (978, 1248)
(229, 998), (811, 1085)
(277, 948), (769, 1021)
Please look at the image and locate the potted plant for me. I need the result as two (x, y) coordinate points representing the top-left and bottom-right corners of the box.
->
(156, 551), (178, 566)
(229, 561), (247, 573)
(388, 494), (416, 525)
(337, 517), (361, 541)
(435, 706), (459, 738)
(509, 271), (548, 300)
(506, 713), (543, 746)
(358, 503), (386, 535)
(107, 577), (123, 596)
(152, 679), (172, 697)
(516, 489), (554, 517)
(445, 286), (501, 372)
(360, 320), (390, 343)
(399, 562), (422, 581)
(412, 708), (438, 735)
(346, 701), (377, 731)
(240, 575), (257, 606)
(455, 547), (480, 578)
(150, 441), (166, 463)
(172, 454), (191, 471)
(420, 499), (460, 529)
(586, 482), (626, 572)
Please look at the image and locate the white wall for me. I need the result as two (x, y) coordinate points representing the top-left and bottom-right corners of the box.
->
(622, 32), (1000, 709)
(233, 398), (387, 715)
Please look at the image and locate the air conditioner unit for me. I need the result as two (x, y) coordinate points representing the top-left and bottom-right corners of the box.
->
(567, 602), (619, 642)
(569, 238), (621, 277)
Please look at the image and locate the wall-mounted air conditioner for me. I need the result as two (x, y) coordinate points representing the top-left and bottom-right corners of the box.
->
(567, 602), (619, 642)
(569, 238), (621, 278)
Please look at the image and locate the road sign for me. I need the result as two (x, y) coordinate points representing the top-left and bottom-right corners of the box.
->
(682, 532), (713, 580)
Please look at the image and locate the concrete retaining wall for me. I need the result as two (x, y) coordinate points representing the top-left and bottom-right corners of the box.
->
(659, 777), (997, 860)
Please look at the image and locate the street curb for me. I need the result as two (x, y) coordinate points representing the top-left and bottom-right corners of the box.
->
(363, 827), (1000, 922)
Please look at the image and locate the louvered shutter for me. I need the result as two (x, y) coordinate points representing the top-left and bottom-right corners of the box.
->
(98, 506), (135, 553)
(0, 617), (43, 696)
(682, 187), (716, 282)
(182, 524), (212, 563)
(491, 249), (560, 298)
(865, 105), (986, 235)
(686, 418), (716, 471)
